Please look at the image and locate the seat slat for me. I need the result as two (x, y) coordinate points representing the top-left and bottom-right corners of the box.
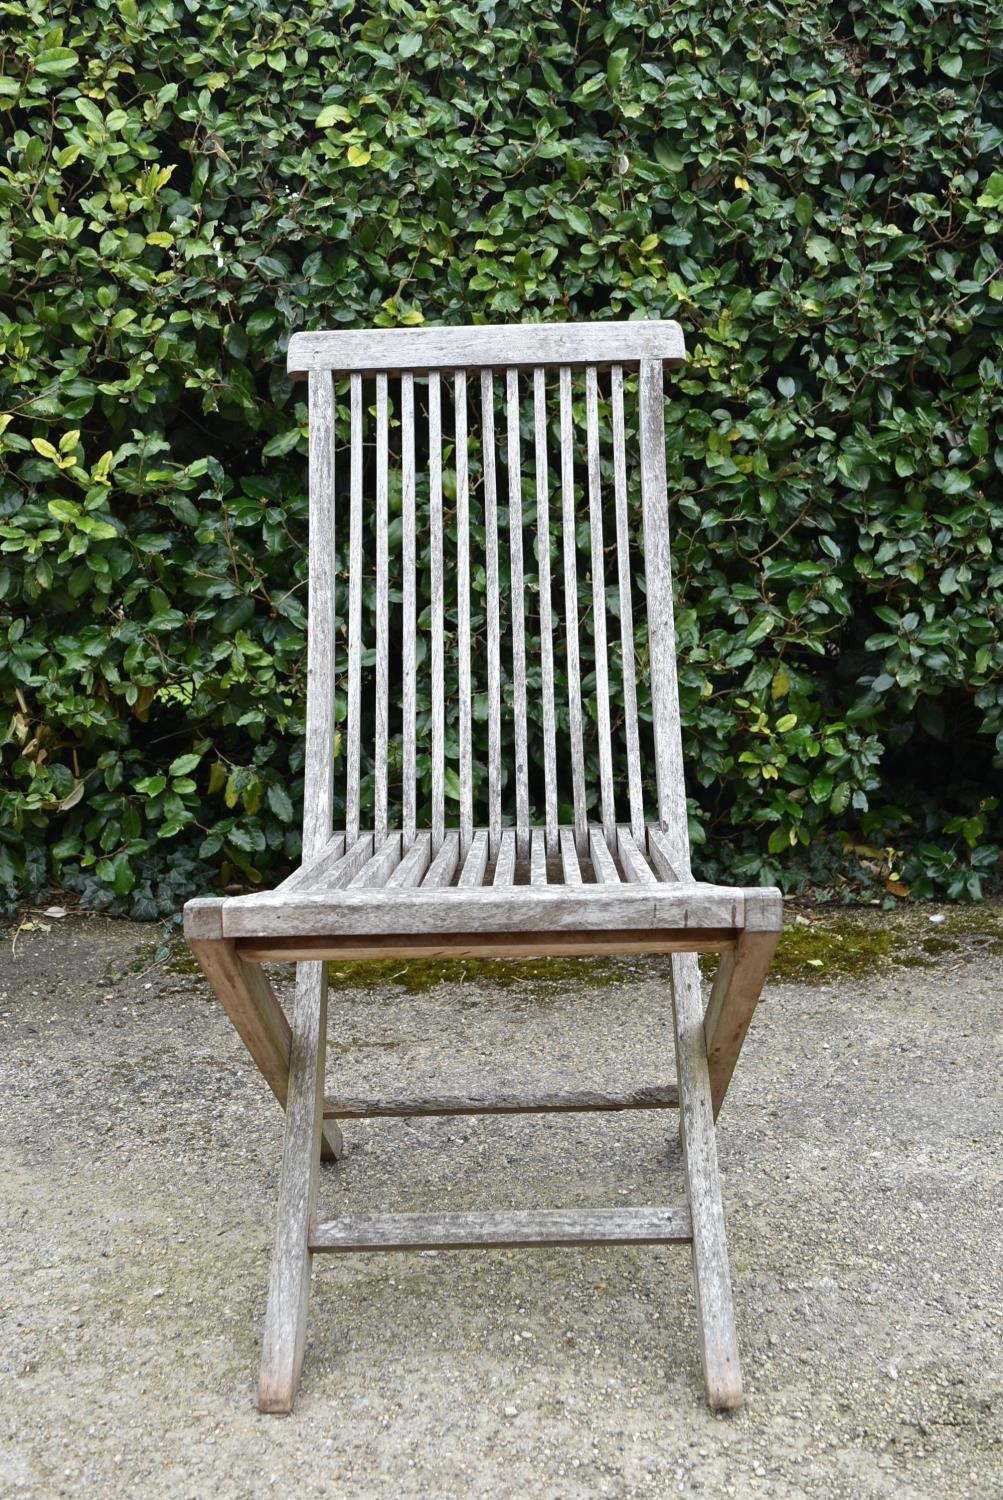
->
(421, 827), (460, 888)
(349, 832), (403, 889)
(428, 372), (445, 853)
(559, 365), (587, 852)
(533, 368), (559, 854)
(646, 826), (684, 884)
(385, 830), (432, 888)
(401, 372), (417, 844)
(611, 366), (645, 843)
(456, 371), (473, 857)
(458, 828), (489, 888)
(374, 371), (390, 843)
(275, 833), (346, 893)
(586, 366), (616, 844)
(300, 832), (375, 892)
(559, 826), (583, 886)
(345, 374), (364, 845)
(493, 828), (517, 886)
(506, 369), (530, 857)
(589, 827), (621, 885)
(617, 826), (657, 885)
(309, 1205), (693, 1252)
(530, 826), (548, 886)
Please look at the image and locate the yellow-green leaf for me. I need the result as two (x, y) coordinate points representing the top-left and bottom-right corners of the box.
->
(316, 103), (352, 128)
(32, 438), (59, 461)
(146, 231), (173, 247)
(346, 144), (372, 167)
(59, 429), (81, 453)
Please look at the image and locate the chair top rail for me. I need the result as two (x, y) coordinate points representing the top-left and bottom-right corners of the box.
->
(287, 319), (685, 377)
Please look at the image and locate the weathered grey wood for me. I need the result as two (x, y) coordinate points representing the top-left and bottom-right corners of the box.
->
(421, 827), (460, 888)
(704, 924), (781, 1118)
(639, 358), (691, 879)
(586, 365), (616, 843)
(221, 882), (746, 939)
(385, 830), (432, 889)
(530, 825), (548, 887)
(323, 1083), (680, 1119)
(258, 961), (329, 1413)
(374, 371), (390, 843)
(481, 369), (502, 857)
(288, 321), (686, 376)
(588, 826), (621, 886)
(188, 938), (292, 1107)
(646, 825), (684, 885)
(348, 832), (403, 889)
(533, 368), (559, 854)
(299, 832), (374, 892)
(275, 834), (346, 893)
(401, 371), (417, 844)
(456, 370), (473, 857)
(302, 371), (337, 860)
(428, 371), (445, 853)
(671, 951), (743, 1411)
(611, 365), (645, 841)
(559, 365), (587, 852)
(237, 928), (736, 963)
(345, 373), (364, 845)
(559, 826), (583, 886)
(309, 1205), (692, 1253)
(493, 828), (516, 887)
(458, 828), (490, 888)
(506, 368), (529, 857)
(617, 826), (657, 886)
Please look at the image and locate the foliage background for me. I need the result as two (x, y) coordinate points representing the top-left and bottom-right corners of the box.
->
(1, 0), (1002, 916)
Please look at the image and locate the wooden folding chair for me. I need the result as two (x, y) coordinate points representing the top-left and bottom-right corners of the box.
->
(184, 319), (781, 1414)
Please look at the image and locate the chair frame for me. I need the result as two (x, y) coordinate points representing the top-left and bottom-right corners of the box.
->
(185, 319), (782, 1414)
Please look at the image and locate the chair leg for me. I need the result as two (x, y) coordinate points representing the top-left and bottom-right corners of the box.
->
(670, 952), (743, 1411)
(258, 961), (329, 1414)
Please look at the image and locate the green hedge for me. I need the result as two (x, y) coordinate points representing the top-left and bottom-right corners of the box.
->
(2, 0), (1002, 915)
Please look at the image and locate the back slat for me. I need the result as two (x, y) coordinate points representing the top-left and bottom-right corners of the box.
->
(345, 375), (364, 845)
(506, 369), (529, 857)
(428, 373), (445, 853)
(455, 371), (473, 858)
(611, 366), (645, 842)
(586, 366), (616, 844)
(401, 372), (417, 846)
(481, 370), (502, 858)
(302, 370), (337, 860)
(559, 366), (587, 852)
(374, 372), (390, 843)
(534, 368), (559, 853)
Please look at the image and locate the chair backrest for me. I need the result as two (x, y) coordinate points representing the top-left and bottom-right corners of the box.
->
(287, 320), (689, 875)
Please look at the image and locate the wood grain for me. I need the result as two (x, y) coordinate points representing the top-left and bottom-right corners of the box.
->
(322, 1084), (679, 1119)
(309, 1205), (693, 1252)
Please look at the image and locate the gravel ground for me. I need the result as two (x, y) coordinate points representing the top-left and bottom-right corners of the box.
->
(1, 906), (1001, 1500)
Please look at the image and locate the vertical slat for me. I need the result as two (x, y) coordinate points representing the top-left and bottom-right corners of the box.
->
(534, 369), (559, 854)
(559, 366), (587, 853)
(611, 366), (645, 842)
(455, 371), (473, 858)
(588, 825), (621, 884)
(559, 826), (583, 886)
(506, 370), (530, 858)
(401, 372), (417, 846)
(429, 373), (445, 854)
(302, 371), (337, 861)
(586, 367), (616, 844)
(481, 370), (502, 858)
(530, 826), (548, 886)
(344, 375), (364, 845)
(374, 372), (390, 843)
(493, 827), (517, 886)
(639, 358), (691, 877)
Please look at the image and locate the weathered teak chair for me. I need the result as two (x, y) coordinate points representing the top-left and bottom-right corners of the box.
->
(184, 319), (781, 1415)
